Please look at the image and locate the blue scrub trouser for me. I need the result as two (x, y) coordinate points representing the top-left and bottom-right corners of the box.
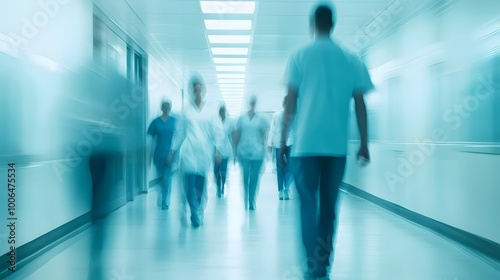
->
(156, 163), (172, 207)
(214, 158), (229, 194)
(292, 156), (347, 276)
(239, 159), (263, 209)
(275, 146), (293, 192)
(184, 173), (206, 226)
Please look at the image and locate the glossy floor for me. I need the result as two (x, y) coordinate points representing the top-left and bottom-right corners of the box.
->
(7, 163), (500, 280)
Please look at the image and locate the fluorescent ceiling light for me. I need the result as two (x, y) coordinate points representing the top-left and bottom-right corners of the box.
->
(218, 79), (245, 84)
(216, 65), (246, 72)
(220, 90), (244, 94)
(220, 84), (244, 88)
(218, 73), (245, 79)
(204, 20), (252, 30)
(211, 48), (248, 55)
(208, 35), (251, 44)
(224, 99), (242, 102)
(213, 57), (248, 64)
(200, 1), (256, 14)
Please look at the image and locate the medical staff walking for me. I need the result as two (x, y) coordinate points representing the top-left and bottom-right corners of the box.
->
(147, 100), (176, 210)
(233, 96), (269, 210)
(267, 95), (293, 200)
(171, 73), (224, 227)
(280, 4), (373, 279)
(214, 105), (233, 197)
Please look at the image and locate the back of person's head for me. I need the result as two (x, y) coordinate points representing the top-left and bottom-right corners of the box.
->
(312, 3), (337, 33)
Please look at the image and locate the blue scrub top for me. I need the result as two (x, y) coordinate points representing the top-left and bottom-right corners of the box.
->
(147, 116), (176, 167)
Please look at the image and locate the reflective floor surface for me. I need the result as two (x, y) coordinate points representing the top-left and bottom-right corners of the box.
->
(6, 163), (500, 280)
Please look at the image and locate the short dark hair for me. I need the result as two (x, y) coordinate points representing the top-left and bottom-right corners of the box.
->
(161, 100), (171, 109)
(314, 5), (335, 32)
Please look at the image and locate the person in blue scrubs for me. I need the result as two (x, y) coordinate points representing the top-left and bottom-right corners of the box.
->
(147, 100), (176, 210)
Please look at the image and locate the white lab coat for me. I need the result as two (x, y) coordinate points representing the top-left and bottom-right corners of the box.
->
(267, 110), (293, 148)
(219, 118), (234, 159)
(172, 100), (224, 176)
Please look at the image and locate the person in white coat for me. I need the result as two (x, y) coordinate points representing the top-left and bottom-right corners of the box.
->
(171, 73), (224, 227)
(267, 95), (293, 200)
(214, 105), (233, 197)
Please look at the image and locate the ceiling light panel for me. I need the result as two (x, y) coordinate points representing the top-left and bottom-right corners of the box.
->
(220, 84), (244, 88)
(216, 65), (246, 72)
(204, 20), (252, 30)
(220, 90), (244, 94)
(218, 79), (245, 84)
(200, 1), (256, 14)
(211, 48), (248, 55)
(208, 35), (251, 44)
(221, 96), (243, 100)
(217, 73), (245, 79)
(213, 57), (248, 64)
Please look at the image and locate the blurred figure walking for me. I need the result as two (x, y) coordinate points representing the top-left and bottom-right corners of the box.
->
(172, 73), (224, 227)
(233, 96), (269, 210)
(268, 95), (293, 200)
(147, 100), (176, 210)
(280, 4), (373, 279)
(214, 105), (233, 197)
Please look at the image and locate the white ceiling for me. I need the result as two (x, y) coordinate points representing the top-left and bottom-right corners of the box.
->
(93, 0), (397, 114)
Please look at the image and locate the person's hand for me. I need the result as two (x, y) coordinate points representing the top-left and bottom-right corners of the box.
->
(267, 146), (272, 153)
(356, 144), (370, 167)
(279, 145), (289, 167)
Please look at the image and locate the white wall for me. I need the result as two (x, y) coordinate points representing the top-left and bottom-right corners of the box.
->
(0, 0), (95, 255)
(345, 0), (500, 243)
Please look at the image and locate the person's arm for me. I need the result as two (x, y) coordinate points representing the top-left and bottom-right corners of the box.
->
(281, 89), (297, 149)
(231, 118), (242, 162)
(267, 114), (276, 151)
(280, 54), (299, 166)
(170, 115), (186, 163)
(211, 115), (225, 164)
(354, 93), (368, 149)
(146, 121), (156, 167)
(352, 55), (374, 164)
